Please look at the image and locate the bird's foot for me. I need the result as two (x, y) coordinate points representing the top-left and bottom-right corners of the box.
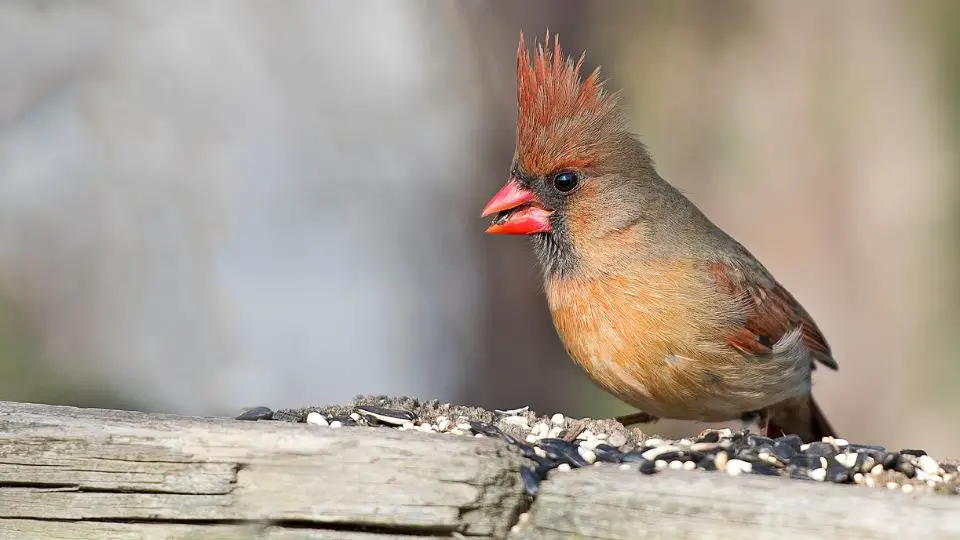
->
(616, 411), (659, 427)
(739, 410), (773, 437)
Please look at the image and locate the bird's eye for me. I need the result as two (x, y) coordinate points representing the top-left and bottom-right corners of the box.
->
(552, 171), (579, 193)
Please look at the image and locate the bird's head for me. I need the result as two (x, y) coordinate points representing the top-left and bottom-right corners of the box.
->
(481, 32), (658, 277)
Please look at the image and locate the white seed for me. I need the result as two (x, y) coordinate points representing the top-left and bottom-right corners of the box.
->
(918, 455), (940, 475)
(577, 430), (594, 440)
(809, 468), (827, 482)
(800, 443), (811, 452)
(853, 473), (864, 484)
(547, 427), (563, 438)
(886, 482), (899, 490)
(834, 438), (849, 447)
(644, 438), (666, 447)
(400, 421), (414, 430)
(557, 463), (572, 472)
(519, 512), (530, 523)
(871, 464), (884, 476)
(306, 412), (328, 426)
(902, 484), (914, 494)
(532, 422), (549, 437)
(683, 460), (696, 471)
(579, 439), (602, 451)
(578, 447), (597, 464)
(607, 433), (628, 447)
(642, 445), (681, 461)
(618, 464), (631, 471)
(669, 460), (683, 470)
(474, 433), (485, 438)
(679, 438), (693, 448)
(596, 432), (608, 440)
(714, 452), (729, 471)
(329, 420), (342, 428)
(349, 412), (361, 422)
(726, 459), (752, 476)
(437, 419), (451, 432)
(417, 423), (435, 432)
(505, 416), (530, 428)
(835, 453), (853, 468)
(691, 442), (720, 452)
(550, 413), (565, 425)
(655, 460), (668, 471)
(534, 447), (547, 458)
(758, 452), (780, 466)
(510, 524), (521, 534)
(449, 428), (464, 435)
(456, 423), (472, 431)
(525, 434), (538, 444)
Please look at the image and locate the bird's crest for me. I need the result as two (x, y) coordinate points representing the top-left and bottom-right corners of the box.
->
(516, 31), (623, 176)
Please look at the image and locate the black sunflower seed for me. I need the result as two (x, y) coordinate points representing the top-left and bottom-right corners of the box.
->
(775, 434), (803, 451)
(826, 465), (850, 483)
(790, 455), (822, 470)
(897, 461), (916, 478)
(900, 448), (927, 457)
(772, 441), (798, 461)
(637, 458), (657, 475)
(537, 438), (589, 468)
(519, 466), (545, 496)
(882, 452), (901, 470)
(803, 442), (837, 458)
(751, 463), (780, 476)
(354, 405), (417, 426)
(620, 451), (649, 463)
(593, 444), (625, 463)
(236, 406), (274, 421)
(746, 434), (775, 448)
(697, 431), (721, 443)
(328, 416), (359, 426)
(847, 443), (886, 453)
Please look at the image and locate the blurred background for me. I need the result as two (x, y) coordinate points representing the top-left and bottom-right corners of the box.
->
(0, 0), (957, 456)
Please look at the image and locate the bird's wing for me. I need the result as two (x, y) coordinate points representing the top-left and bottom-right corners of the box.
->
(707, 259), (838, 371)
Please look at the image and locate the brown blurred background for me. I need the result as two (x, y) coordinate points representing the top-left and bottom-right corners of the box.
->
(0, 1), (957, 456)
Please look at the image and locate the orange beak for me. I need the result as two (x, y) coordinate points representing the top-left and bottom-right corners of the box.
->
(480, 179), (553, 235)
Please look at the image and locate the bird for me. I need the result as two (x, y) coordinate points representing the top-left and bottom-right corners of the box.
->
(481, 32), (837, 442)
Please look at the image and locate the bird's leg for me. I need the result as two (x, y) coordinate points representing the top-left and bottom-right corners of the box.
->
(739, 410), (770, 436)
(616, 411), (659, 426)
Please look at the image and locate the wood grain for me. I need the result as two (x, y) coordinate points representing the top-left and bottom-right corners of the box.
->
(508, 466), (960, 539)
(1, 400), (958, 539)
(0, 400), (527, 539)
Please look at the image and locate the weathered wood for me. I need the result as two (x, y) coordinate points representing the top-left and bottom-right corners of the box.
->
(1, 400), (959, 540)
(0, 520), (449, 539)
(509, 466), (960, 540)
(0, 401), (527, 539)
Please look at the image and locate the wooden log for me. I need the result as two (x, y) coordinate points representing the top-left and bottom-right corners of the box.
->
(508, 466), (960, 539)
(0, 400), (527, 539)
(1, 400), (959, 540)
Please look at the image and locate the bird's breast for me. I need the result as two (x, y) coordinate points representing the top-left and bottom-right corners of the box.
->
(544, 265), (791, 421)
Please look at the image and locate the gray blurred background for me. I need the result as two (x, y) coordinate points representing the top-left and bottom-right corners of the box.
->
(1, 0), (958, 456)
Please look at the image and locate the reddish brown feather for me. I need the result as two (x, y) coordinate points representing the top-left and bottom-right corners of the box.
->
(515, 32), (622, 176)
(708, 261), (837, 370)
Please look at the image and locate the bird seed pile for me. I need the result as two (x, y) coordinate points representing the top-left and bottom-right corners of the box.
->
(236, 395), (959, 497)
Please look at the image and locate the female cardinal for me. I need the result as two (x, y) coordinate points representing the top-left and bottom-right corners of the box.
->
(481, 33), (837, 442)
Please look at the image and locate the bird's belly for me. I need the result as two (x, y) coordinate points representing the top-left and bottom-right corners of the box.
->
(545, 274), (805, 422)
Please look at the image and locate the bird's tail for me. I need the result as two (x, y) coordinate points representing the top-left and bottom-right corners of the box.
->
(765, 395), (836, 443)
